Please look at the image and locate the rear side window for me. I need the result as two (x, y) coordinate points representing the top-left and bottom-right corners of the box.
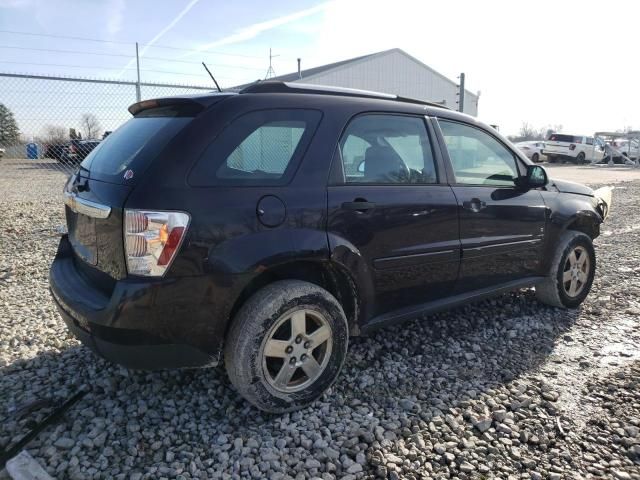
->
(80, 106), (193, 184)
(189, 109), (321, 186)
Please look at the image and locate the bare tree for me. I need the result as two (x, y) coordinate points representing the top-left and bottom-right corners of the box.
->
(43, 125), (68, 144)
(519, 122), (538, 140)
(80, 113), (102, 139)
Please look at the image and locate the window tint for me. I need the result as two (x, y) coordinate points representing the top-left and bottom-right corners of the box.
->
(189, 109), (321, 186)
(80, 111), (192, 184)
(221, 121), (305, 177)
(439, 120), (518, 187)
(548, 134), (578, 143)
(338, 114), (437, 184)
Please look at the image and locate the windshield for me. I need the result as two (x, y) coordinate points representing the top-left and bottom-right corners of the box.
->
(80, 108), (192, 184)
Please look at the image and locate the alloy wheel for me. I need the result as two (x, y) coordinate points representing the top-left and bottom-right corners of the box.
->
(260, 308), (333, 393)
(562, 245), (590, 297)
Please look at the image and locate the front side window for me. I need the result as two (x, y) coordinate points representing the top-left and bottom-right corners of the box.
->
(438, 120), (519, 187)
(337, 114), (437, 184)
(189, 109), (321, 186)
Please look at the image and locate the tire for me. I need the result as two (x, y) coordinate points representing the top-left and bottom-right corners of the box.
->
(536, 231), (596, 308)
(224, 280), (349, 413)
(576, 152), (586, 164)
(532, 153), (540, 163)
(548, 156), (557, 163)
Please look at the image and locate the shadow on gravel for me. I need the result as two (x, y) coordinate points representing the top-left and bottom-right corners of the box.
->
(1, 290), (577, 445)
(14, 162), (74, 173)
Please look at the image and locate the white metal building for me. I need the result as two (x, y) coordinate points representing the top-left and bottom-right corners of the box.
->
(235, 48), (479, 116)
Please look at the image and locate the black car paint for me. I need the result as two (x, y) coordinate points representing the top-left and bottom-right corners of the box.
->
(49, 91), (606, 370)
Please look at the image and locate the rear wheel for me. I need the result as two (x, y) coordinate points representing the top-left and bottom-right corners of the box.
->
(224, 280), (349, 413)
(536, 231), (595, 308)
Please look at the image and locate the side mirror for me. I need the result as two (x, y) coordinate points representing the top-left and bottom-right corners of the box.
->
(524, 164), (548, 188)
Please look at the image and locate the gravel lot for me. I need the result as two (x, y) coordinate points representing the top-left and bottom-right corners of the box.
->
(1, 159), (639, 480)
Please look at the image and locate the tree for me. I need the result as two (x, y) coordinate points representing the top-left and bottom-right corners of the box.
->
(0, 103), (20, 145)
(43, 125), (68, 144)
(80, 113), (102, 139)
(69, 128), (82, 140)
(518, 122), (538, 141)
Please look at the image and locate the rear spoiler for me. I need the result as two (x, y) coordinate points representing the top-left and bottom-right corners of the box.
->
(128, 98), (206, 116)
(128, 93), (234, 116)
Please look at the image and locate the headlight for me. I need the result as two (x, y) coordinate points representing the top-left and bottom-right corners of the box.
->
(593, 186), (613, 220)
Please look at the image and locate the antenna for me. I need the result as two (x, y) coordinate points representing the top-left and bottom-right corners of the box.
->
(265, 48), (279, 79)
(202, 62), (222, 92)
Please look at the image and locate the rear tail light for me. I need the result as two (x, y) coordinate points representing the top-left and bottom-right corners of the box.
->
(124, 210), (190, 277)
(569, 144), (576, 151)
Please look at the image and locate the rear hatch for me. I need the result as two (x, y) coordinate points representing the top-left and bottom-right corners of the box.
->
(64, 102), (200, 286)
(545, 134), (580, 154)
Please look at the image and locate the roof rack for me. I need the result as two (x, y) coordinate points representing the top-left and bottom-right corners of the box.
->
(239, 81), (449, 110)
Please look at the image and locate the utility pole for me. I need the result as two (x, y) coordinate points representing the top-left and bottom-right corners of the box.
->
(456, 72), (465, 113)
(135, 42), (141, 102)
(265, 48), (279, 79)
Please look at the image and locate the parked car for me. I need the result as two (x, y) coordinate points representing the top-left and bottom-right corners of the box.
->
(60, 139), (101, 165)
(44, 143), (67, 161)
(50, 82), (613, 412)
(0, 146), (4, 158)
(515, 141), (545, 162)
(544, 134), (606, 164)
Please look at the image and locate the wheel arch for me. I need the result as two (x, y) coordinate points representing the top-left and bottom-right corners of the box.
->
(227, 259), (361, 337)
(563, 209), (602, 239)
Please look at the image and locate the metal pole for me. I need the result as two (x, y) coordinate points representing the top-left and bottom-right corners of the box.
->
(297, 58), (302, 79)
(135, 42), (141, 102)
(458, 72), (465, 113)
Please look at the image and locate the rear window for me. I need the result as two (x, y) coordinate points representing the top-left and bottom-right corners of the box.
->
(80, 106), (192, 183)
(547, 134), (580, 143)
(189, 109), (321, 186)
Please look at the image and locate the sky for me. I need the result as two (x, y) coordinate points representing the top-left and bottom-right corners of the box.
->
(0, 0), (639, 137)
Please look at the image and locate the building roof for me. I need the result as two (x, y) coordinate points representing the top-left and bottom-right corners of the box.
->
(231, 48), (476, 99)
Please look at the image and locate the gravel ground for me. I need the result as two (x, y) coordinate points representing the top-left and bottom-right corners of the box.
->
(1, 159), (639, 480)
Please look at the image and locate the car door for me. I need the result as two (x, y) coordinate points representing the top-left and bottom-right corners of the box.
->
(327, 113), (460, 319)
(434, 118), (547, 292)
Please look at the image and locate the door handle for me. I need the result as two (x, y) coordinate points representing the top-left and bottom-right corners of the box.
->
(342, 200), (376, 212)
(462, 198), (487, 213)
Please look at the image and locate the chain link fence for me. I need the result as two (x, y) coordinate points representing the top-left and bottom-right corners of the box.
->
(0, 72), (213, 181)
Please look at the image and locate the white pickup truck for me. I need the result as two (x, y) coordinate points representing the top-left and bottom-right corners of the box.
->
(544, 134), (606, 164)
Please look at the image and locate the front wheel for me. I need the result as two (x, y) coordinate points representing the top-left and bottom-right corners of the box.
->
(576, 152), (586, 164)
(532, 153), (540, 163)
(536, 231), (596, 308)
(224, 280), (349, 413)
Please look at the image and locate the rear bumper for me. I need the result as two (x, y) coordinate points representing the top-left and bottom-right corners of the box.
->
(49, 235), (222, 370)
(544, 152), (578, 161)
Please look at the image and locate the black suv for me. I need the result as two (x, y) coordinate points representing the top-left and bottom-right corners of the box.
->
(50, 82), (612, 412)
